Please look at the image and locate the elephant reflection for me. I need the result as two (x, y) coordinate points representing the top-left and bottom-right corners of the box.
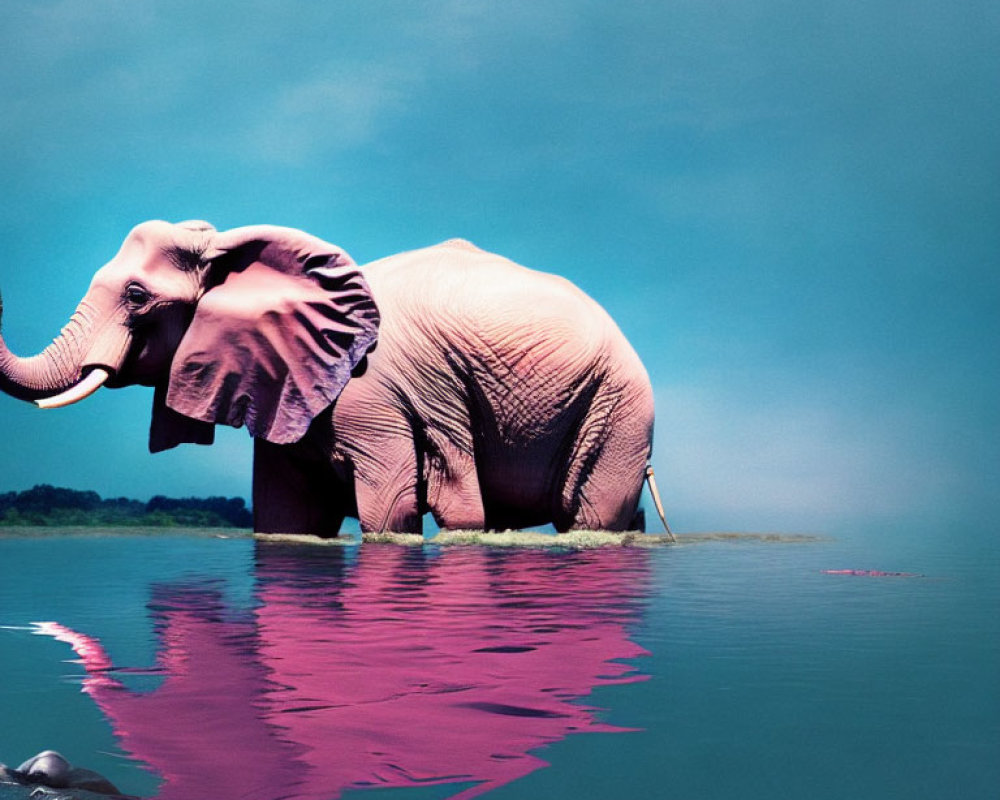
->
(39, 546), (651, 800)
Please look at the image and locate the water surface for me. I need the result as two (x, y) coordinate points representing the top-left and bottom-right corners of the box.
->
(0, 527), (996, 799)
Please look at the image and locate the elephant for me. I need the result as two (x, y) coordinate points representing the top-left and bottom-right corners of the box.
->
(0, 221), (655, 535)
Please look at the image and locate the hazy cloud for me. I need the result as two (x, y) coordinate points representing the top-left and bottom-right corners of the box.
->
(655, 382), (965, 529)
(239, 68), (418, 164)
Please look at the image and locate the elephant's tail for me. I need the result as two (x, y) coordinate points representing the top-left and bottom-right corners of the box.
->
(644, 465), (676, 542)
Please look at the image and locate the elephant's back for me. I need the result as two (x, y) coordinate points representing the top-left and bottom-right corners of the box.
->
(363, 241), (650, 440)
(361, 240), (627, 357)
(361, 241), (649, 401)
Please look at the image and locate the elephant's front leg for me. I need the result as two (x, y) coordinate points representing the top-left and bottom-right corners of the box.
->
(252, 439), (347, 535)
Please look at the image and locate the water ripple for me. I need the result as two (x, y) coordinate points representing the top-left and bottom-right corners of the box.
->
(28, 544), (653, 800)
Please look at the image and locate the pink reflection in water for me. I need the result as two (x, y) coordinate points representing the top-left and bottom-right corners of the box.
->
(45, 546), (652, 800)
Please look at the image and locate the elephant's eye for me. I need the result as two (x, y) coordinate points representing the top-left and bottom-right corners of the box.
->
(124, 285), (152, 307)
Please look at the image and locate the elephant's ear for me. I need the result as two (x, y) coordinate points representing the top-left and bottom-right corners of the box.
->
(160, 226), (379, 448)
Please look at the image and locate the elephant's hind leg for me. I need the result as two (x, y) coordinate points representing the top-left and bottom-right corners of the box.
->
(560, 453), (647, 532)
(557, 391), (653, 532)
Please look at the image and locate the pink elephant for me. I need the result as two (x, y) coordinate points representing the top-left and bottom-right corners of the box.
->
(0, 221), (655, 535)
(36, 545), (651, 800)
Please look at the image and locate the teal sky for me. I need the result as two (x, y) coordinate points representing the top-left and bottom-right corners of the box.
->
(0, 1), (996, 532)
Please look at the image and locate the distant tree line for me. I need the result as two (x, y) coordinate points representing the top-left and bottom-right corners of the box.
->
(0, 484), (252, 528)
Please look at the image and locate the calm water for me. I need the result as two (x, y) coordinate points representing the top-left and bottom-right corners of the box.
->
(0, 526), (997, 799)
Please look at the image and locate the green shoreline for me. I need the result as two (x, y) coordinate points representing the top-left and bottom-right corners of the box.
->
(0, 485), (253, 529)
(0, 525), (253, 538)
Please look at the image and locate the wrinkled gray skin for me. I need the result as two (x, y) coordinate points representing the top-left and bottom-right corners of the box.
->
(0, 751), (125, 799)
(0, 222), (655, 535)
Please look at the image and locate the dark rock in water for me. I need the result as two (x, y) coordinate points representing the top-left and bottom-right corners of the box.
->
(0, 751), (126, 799)
(0, 783), (128, 800)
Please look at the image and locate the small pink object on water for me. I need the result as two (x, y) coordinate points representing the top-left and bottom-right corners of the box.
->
(822, 569), (923, 578)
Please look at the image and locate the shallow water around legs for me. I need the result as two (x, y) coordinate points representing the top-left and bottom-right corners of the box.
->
(0, 526), (996, 799)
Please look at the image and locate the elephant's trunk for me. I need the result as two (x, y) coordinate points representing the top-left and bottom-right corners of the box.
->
(0, 293), (129, 405)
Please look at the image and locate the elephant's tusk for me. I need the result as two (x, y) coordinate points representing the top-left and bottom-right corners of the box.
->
(35, 368), (110, 409)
